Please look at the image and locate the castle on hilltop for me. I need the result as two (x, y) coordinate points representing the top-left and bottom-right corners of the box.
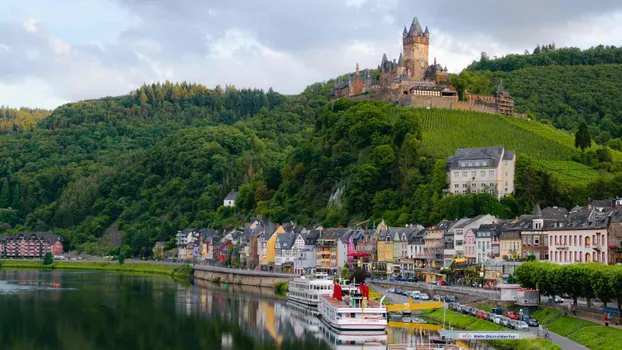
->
(331, 17), (523, 118)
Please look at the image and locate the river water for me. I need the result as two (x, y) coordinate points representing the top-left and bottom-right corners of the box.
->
(0, 269), (441, 350)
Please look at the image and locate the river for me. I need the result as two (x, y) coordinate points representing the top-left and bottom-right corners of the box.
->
(0, 269), (442, 350)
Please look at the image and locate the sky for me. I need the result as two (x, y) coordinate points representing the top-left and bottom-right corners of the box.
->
(2, 0), (622, 109)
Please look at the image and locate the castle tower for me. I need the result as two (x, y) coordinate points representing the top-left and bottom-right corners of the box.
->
(402, 17), (429, 81)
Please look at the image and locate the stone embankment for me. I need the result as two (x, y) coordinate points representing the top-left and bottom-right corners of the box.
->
(193, 265), (297, 288)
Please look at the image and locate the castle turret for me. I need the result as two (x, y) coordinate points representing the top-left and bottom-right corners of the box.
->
(403, 16), (429, 81)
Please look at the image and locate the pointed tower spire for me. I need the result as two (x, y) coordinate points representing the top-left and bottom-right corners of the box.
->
(497, 79), (504, 93)
(424, 26), (429, 35)
(408, 16), (423, 35)
(398, 52), (403, 66)
(434, 57), (437, 66)
(403, 26), (408, 37)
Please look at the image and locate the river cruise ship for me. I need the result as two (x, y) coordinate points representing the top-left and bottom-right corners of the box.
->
(286, 272), (334, 308)
(319, 282), (388, 331)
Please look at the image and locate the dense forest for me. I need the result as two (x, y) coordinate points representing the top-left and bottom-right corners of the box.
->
(2, 64), (622, 256)
(0, 106), (50, 133)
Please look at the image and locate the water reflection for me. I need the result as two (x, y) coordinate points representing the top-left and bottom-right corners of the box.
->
(0, 269), (454, 350)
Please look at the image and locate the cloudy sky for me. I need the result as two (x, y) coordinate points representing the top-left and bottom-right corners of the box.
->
(2, 0), (622, 109)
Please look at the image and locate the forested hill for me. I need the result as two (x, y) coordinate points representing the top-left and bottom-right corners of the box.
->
(456, 45), (622, 144)
(466, 44), (622, 72)
(1, 78), (622, 257)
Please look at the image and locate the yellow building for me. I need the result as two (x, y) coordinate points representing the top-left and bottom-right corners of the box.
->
(499, 231), (521, 260)
(260, 225), (286, 266)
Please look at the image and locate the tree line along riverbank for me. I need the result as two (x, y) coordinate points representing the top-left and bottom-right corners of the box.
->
(0, 260), (193, 279)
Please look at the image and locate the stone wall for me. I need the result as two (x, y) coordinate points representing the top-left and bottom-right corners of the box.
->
(193, 265), (297, 288)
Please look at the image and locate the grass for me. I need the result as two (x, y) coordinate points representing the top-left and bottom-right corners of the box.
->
(369, 286), (390, 305)
(0, 260), (182, 277)
(532, 308), (622, 350)
(423, 309), (560, 350)
(477, 304), (493, 312)
(415, 109), (617, 184)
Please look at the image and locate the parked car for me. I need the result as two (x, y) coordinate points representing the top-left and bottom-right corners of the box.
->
(428, 280), (438, 285)
(470, 308), (478, 317)
(555, 295), (564, 303)
(419, 293), (430, 300)
(475, 310), (488, 320)
(498, 316), (511, 327)
(491, 307), (503, 315)
(489, 314), (501, 324)
(523, 317), (539, 327)
(438, 280), (448, 286)
(505, 311), (521, 320)
(448, 302), (460, 311)
(388, 288), (396, 293)
(445, 295), (458, 303)
(407, 277), (418, 282)
(513, 320), (530, 331)
(460, 306), (472, 315)
(433, 295), (442, 301)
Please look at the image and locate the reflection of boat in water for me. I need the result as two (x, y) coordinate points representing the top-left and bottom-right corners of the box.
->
(319, 282), (387, 331)
(287, 272), (333, 308)
(285, 301), (321, 334)
(319, 319), (387, 350)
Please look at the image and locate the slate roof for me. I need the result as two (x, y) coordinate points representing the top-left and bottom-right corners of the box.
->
(225, 191), (239, 201)
(407, 229), (426, 245)
(276, 232), (297, 249)
(448, 146), (514, 170)
(1, 232), (62, 244)
(319, 228), (352, 241)
(499, 231), (521, 240)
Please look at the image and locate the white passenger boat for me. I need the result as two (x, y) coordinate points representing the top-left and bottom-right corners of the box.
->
(286, 272), (334, 308)
(319, 319), (387, 350)
(319, 282), (388, 331)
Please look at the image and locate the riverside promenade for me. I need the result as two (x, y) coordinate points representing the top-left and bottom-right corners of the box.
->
(193, 265), (298, 288)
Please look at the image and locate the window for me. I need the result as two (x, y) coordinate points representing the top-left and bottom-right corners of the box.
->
(462, 190), (466, 195)
(471, 183), (476, 189)
(454, 190), (459, 194)
(463, 184), (467, 188)
(468, 162), (473, 167)
(477, 242), (481, 249)
(471, 171), (476, 177)
(534, 236), (539, 245)
(505, 171), (508, 177)
(505, 181), (508, 187)
(454, 171), (459, 178)
(454, 184), (459, 189)
(489, 170), (494, 177)
(462, 171), (467, 177)
(481, 171), (486, 177)
(475, 162), (480, 166)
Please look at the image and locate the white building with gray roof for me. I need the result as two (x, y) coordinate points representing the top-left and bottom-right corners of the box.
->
(447, 146), (515, 199)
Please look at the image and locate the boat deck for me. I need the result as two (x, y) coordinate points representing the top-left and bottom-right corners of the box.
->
(322, 295), (382, 308)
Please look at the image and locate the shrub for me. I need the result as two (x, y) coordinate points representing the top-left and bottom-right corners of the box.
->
(274, 281), (289, 295)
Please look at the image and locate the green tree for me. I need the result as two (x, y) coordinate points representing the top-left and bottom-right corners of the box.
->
(341, 263), (350, 281)
(10, 183), (21, 209)
(42, 252), (54, 265)
(0, 181), (10, 208)
(575, 122), (592, 151)
(139, 91), (148, 104)
(118, 253), (125, 265)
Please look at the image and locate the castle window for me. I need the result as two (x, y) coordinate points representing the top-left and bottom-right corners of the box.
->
(489, 170), (495, 177)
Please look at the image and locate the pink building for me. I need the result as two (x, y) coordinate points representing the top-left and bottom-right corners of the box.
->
(549, 228), (608, 264)
(1, 232), (63, 257)
(463, 229), (477, 260)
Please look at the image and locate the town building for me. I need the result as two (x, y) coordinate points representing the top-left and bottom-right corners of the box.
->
(315, 228), (351, 274)
(331, 17), (523, 118)
(451, 215), (496, 257)
(548, 205), (610, 264)
(447, 146), (516, 199)
(405, 229), (426, 278)
(0, 232), (63, 258)
(223, 191), (238, 207)
(423, 228), (445, 281)
(499, 231), (522, 260)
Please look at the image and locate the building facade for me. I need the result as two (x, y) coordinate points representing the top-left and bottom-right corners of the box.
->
(1, 232), (63, 258)
(447, 146), (516, 199)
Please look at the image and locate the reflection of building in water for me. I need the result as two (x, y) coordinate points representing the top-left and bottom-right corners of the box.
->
(221, 333), (233, 349)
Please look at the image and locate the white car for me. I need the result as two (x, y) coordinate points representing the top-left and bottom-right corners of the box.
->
(419, 294), (430, 300)
(555, 295), (564, 303)
(388, 288), (396, 293)
(409, 291), (421, 299)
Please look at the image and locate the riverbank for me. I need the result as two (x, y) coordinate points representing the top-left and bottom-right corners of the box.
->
(533, 308), (622, 350)
(0, 260), (184, 277)
(423, 309), (560, 350)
